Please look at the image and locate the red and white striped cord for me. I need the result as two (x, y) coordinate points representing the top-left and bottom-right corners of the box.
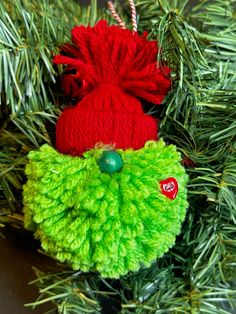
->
(128, 0), (137, 32)
(107, 1), (126, 29)
(107, 0), (137, 32)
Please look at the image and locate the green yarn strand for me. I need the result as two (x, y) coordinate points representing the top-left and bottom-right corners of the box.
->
(23, 140), (188, 278)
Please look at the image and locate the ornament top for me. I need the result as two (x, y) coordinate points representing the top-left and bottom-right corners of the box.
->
(54, 20), (171, 155)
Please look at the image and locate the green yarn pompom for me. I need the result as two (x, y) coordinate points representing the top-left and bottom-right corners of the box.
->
(23, 140), (188, 278)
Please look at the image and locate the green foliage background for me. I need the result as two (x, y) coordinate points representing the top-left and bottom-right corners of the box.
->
(0, 0), (235, 313)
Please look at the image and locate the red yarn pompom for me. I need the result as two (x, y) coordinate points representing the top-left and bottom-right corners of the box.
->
(54, 20), (171, 155)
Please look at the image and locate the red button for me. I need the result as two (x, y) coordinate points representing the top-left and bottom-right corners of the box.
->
(160, 177), (178, 200)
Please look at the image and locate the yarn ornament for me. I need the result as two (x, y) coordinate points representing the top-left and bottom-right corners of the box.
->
(23, 6), (188, 278)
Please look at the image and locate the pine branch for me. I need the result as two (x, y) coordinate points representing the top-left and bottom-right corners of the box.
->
(0, 0), (235, 313)
(0, 0), (107, 216)
(125, 0), (236, 313)
(0, 0), (105, 132)
(26, 269), (110, 314)
(136, 1), (208, 128)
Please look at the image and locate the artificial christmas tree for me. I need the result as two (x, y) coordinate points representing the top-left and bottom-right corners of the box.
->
(0, 0), (235, 313)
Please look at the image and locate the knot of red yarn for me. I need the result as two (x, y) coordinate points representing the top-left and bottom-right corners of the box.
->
(54, 20), (171, 155)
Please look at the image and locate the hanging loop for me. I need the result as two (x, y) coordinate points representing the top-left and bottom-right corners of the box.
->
(107, 0), (137, 32)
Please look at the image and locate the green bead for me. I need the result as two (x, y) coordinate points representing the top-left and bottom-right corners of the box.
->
(98, 150), (123, 174)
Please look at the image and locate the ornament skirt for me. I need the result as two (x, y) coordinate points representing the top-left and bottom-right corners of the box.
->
(23, 139), (188, 278)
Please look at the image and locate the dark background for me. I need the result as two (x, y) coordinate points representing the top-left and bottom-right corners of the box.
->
(0, 227), (56, 314)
